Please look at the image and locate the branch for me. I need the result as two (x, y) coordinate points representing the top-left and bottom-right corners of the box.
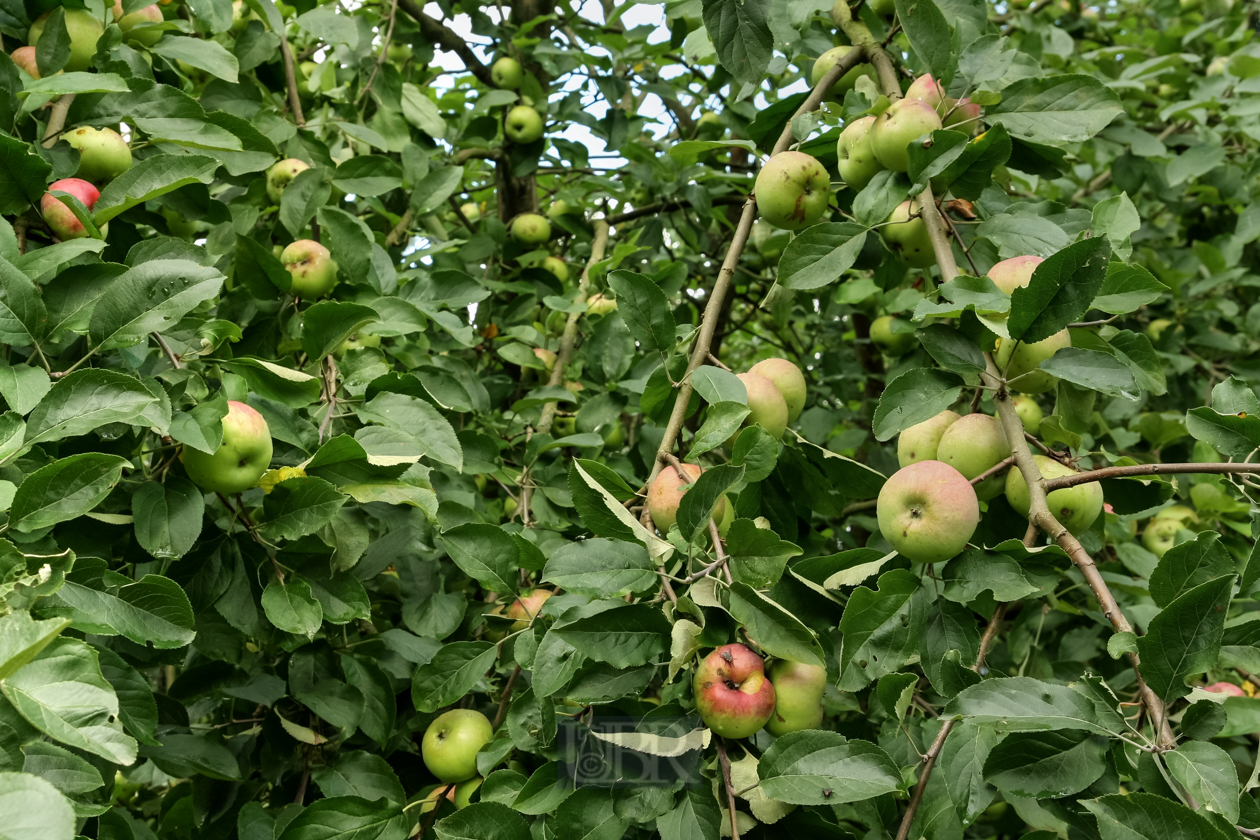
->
(153, 332), (182, 369)
(385, 209), (413, 247)
(41, 95), (75, 148)
(605, 195), (745, 226)
(492, 664), (521, 728)
(970, 456), (1014, 486)
(356, 0), (400, 104)
(716, 738), (741, 840)
(396, 0), (493, 85)
(1044, 461), (1260, 491)
(279, 35), (306, 129)
(833, 5), (900, 98)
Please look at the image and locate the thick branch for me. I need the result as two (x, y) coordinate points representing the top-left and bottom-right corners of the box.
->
(41, 95), (75, 148)
(606, 195), (745, 226)
(833, 5), (900, 97)
(279, 36), (306, 129)
(1044, 461), (1260, 491)
(397, 0), (493, 85)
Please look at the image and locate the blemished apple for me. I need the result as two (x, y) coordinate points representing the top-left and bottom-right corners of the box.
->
(936, 413), (1010, 501)
(585, 293), (617, 316)
(422, 709), (493, 782)
(11, 47), (42, 78)
(41, 178), (100, 240)
(646, 463), (726, 533)
(505, 105), (544, 143)
(30, 10), (103, 73)
(281, 240), (339, 298)
(870, 98), (943, 172)
(765, 660), (826, 736)
(837, 116), (884, 191)
(64, 126), (132, 185)
(504, 588), (552, 632)
(897, 410), (960, 468)
(882, 201), (935, 268)
(754, 151), (830, 231)
(994, 329), (1071, 394)
(737, 371), (789, 438)
(181, 401), (273, 495)
(693, 644), (777, 739)
(511, 213), (551, 245)
(1004, 455), (1104, 535)
(541, 256), (569, 282)
(1013, 395), (1043, 435)
(266, 158), (310, 204)
(490, 56), (523, 88)
(111, 1), (163, 46)
(749, 358), (807, 423)
(811, 46), (876, 98)
(1204, 682), (1246, 697)
(877, 460), (980, 563)
(904, 74), (947, 112)
(870, 315), (916, 356)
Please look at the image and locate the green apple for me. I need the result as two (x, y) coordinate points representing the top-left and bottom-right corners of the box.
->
(161, 207), (199, 239)
(280, 239), (339, 298)
(877, 460), (979, 563)
(335, 331), (381, 356)
(693, 644), (777, 739)
(882, 201), (935, 268)
(765, 660), (825, 736)
(1004, 455), (1103, 535)
(994, 330), (1071, 394)
(548, 199), (577, 220)
(266, 158), (310, 204)
(600, 422), (625, 447)
(811, 46), (876, 99)
(870, 98), (943, 172)
(41, 178), (100, 240)
(1013, 395), (1043, 435)
(749, 358), (807, 423)
(459, 202), (482, 223)
(181, 400), (273, 494)
(64, 126), (132, 185)
(452, 776), (481, 808)
(11, 47), (44, 78)
(837, 115), (884, 191)
(737, 371), (789, 438)
(1142, 505), (1198, 557)
(936, 413), (1010, 501)
(585, 293), (618, 317)
(904, 74), (946, 112)
(553, 415), (576, 436)
(869, 0), (895, 18)
(505, 105), (544, 143)
(30, 10), (103, 73)
(541, 256), (569, 282)
(510, 213), (551, 244)
(230, 0), (260, 32)
(754, 151), (830, 231)
(490, 56), (523, 89)
(422, 709), (493, 782)
(111, 0), (163, 46)
(1147, 319), (1174, 342)
(386, 42), (412, 65)
(647, 462), (726, 533)
(897, 410), (960, 468)
(870, 314), (916, 356)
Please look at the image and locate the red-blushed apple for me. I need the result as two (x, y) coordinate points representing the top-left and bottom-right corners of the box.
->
(511, 213), (551, 245)
(736, 371), (789, 438)
(504, 588), (552, 632)
(111, 0), (163, 46)
(490, 56), (523, 88)
(1004, 455), (1103, 535)
(1204, 682), (1246, 697)
(505, 105), (544, 143)
(870, 98), (943, 172)
(1013, 395), (1043, 435)
(870, 315), (916, 356)
(877, 460), (979, 563)
(585, 293), (617, 317)
(65, 126), (132, 185)
(422, 709), (493, 782)
(765, 660), (826, 736)
(541, 256), (568, 282)
(30, 10), (103, 72)
(994, 330), (1071, 394)
(811, 46), (876, 98)
(944, 98), (983, 133)
(897, 410), (960, 468)
(646, 463), (726, 533)
(754, 151), (830, 231)
(936, 413), (1010, 501)
(837, 115), (884, 191)
(41, 178), (100, 240)
(11, 47), (42, 78)
(904, 74), (946, 112)
(693, 644), (777, 739)
(280, 239), (339, 298)
(181, 400), (273, 495)
(882, 200), (935, 268)
(266, 158), (310, 204)
(749, 358), (807, 423)
(988, 254), (1044, 296)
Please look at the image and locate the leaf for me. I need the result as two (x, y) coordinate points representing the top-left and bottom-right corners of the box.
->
(553, 604), (670, 669)
(94, 155), (220, 225)
(302, 301), (379, 361)
(986, 74), (1125, 145)
(1149, 532), (1234, 608)
(311, 751), (406, 807)
(893, 0), (955, 87)
(777, 223), (868, 291)
(9, 453), (130, 533)
(442, 523), (519, 594)
(943, 677), (1116, 736)
(982, 730), (1109, 798)
(221, 358), (322, 408)
(726, 519), (802, 588)
(676, 464), (743, 543)
(0, 134), (51, 217)
(977, 212), (1070, 259)
(872, 369), (965, 442)
(690, 401), (751, 457)
(88, 260), (225, 352)
(1186, 406), (1260, 460)
(317, 206), (375, 286)
(400, 83), (447, 137)
(0, 254), (48, 348)
(728, 583), (825, 668)
(0, 612), (70, 681)
(24, 370), (160, 447)
(1081, 792), (1233, 840)
(607, 270), (675, 356)
(21, 73), (131, 96)
(658, 789), (722, 840)
(411, 641), (498, 713)
(542, 539), (656, 598)
(1092, 193), (1141, 261)
(939, 721), (1000, 824)
(916, 324), (986, 378)
(275, 796), (407, 840)
(22, 740), (104, 795)
(1007, 237), (1112, 343)
(358, 392), (463, 471)
(1092, 263), (1169, 315)
(332, 155), (402, 197)
(50, 575), (196, 649)
(261, 579), (323, 639)
(758, 731), (902, 805)
(1164, 741), (1240, 823)
(668, 139), (757, 165)
(1136, 575), (1233, 707)
(1038, 348), (1139, 399)
(150, 36), (239, 82)
(260, 477), (347, 541)
(0, 771), (75, 840)
(837, 570), (928, 690)
(701, 0), (773, 88)
(433, 802), (531, 840)
(132, 477), (204, 560)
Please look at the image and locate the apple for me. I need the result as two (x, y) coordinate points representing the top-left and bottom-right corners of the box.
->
(554, 416), (576, 436)
(181, 400), (273, 495)
(230, 0), (260, 32)
(386, 43), (412, 65)
(1205, 682), (1245, 697)
(749, 358), (807, 423)
(904, 74), (946, 112)
(877, 460), (979, 563)
(994, 330), (1071, 394)
(754, 151), (830, 231)
(869, 0), (895, 18)
(585, 293), (617, 317)
(491, 56), (523, 89)
(504, 589), (552, 632)
(41, 178), (100, 241)
(882, 201), (935, 268)
(11, 47), (43, 78)
(280, 240), (339, 298)
(647, 463), (726, 534)
(1142, 505), (1198, 557)
(533, 347), (557, 372)
(837, 116), (884, 191)
(897, 410), (960, 468)
(1207, 55), (1229, 76)
(601, 422), (625, 447)
(936, 413), (1010, 501)
(266, 158), (310, 205)
(111, 1), (163, 46)
(548, 200), (577, 220)
(335, 331), (381, 357)
(64, 126), (132, 185)
(161, 207), (199, 239)
(460, 202), (482, 223)
(693, 644), (777, 739)
(505, 105), (544, 143)
(1147, 318), (1175, 342)
(944, 98), (983, 133)
(765, 660), (826, 736)
(541, 256), (569, 282)
(737, 371), (789, 438)
(811, 46), (876, 99)
(988, 254), (1044, 297)
(1013, 395), (1043, 435)
(1004, 455), (1104, 535)
(870, 315), (916, 356)
(30, 10), (103, 73)
(870, 98), (943, 172)
(422, 709), (493, 782)
(510, 213), (551, 244)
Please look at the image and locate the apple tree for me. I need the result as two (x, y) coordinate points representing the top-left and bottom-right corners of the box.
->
(1, 0), (1260, 836)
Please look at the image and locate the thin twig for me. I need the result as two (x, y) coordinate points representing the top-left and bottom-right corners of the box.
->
(153, 332), (181, 369)
(707, 353), (732, 371)
(417, 784), (456, 837)
(356, 0), (400, 104)
(492, 665), (521, 729)
(1044, 461), (1260, 491)
(970, 456), (1014, 486)
(716, 738), (741, 840)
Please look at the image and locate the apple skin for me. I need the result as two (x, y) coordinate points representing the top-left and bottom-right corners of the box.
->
(882, 200), (936, 268)
(936, 413), (1010, 501)
(281, 240), (339, 298)
(1205, 682), (1246, 697)
(647, 463), (726, 534)
(111, 1), (163, 46)
(837, 116), (883, 191)
(737, 371), (789, 438)
(30, 10), (103, 73)
(754, 151), (830, 232)
(870, 98), (943, 172)
(64, 126), (132, 185)
(548, 199), (577, 220)
(266, 158), (310, 204)
(533, 347), (557, 373)
(41, 178), (100, 240)
(541, 256), (569, 282)
(422, 709), (493, 783)
(505, 105), (544, 143)
(994, 329), (1071, 394)
(181, 401), (273, 495)
(11, 47), (42, 78)
(460, 202), (482, 223)
(988, 254), (1044, 296)
(335, 331), (381, 357)
(504, 588), (553, 632)
(904, 74), (947, 112)
(585, 293), (617, 317)
(897, 410), (960, 468)
(1004, 455), (1104, 536)
(944, 98), (982, 133)
(749, 358), (807, 423)
(491, 56), (523, 89)
(511, 213), (551, 245)
(870, 315), (916, 356)
(811, 46), (876, 99)
(765, 660), (826, 736)
(1142, 505), (1198, 557)
(877, 460), (979, 564)
(1013, 395), (1043, 435)
(693, 644), (777, 739)
(869, 0), (895, 18)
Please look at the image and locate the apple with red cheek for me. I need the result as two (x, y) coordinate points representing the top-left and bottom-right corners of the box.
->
(693, 643), (777, 738)
(41, 178), (100, 240)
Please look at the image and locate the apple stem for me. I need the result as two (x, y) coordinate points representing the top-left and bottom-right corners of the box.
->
(715, 737), (741, 840)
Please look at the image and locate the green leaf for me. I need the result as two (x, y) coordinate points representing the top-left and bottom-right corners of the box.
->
(9, 453), (130, 533)
(1186, 406), (1260, 460)
(0, 771), (75, 840)
(872, 369), (965, 442)
(220, 358), (322, 408)
(94, 154), (220, 225)
(95, 646), (158, 746)
(728, 582), (825, 668)
(140, 732), (242, 780)
(668, 139), (757, 165)
(542, 539), (656, 598)
(34, 7), (69, 77)
(442, 523), (519, 594)
(893, 0), (956, 87)
(943, 677), (1117, 736)
(13, 239), (105, 279)
(1081, 792), (1233, 840)
(757, 731), (902, 805)
(658, 789), (722, 840)
(1164, 741), (1239, 824)
(411, 641), (498, 713)
(939, 721), (1000, 824)
(986, 74), (1125, 145)
(1038, 348), (1139, 399)
(88, 259), (225, 352)
(317, 206), (375, 286)
(433, 802), (530, 840)
(400, 83), (447, 137)
(24, 369), (161, 447)
(49, 574), (196, 649)
(1136, 575), (1233, 707)
(1092, 263), (1168, 315)
(22, 740), (104, 795)
(132, 477), (204, 561)
(976, 212), (1070, 259)
(150, 36), (239, 82)
(358, 392), (463, 471)
(676, 463), (743, 543)
(0, 253), (48, 348)
(1092, 193), (1141, 261)
(701, 0), (772, 88)
(553, 603), (669, 669)
(22, 73), (131, 96)
(916, 324), (986, 378)
(689, 401), (750, 457)
(1149, 531), (1234, 608)
(726, 519), (802, 588)
(301, 301), (379, 361)
(332, 155), (402, 197)
(1007, 237), (1111, 343)
(260, 477), (348, 541)
(0, 135), (50, 217)
(275, 796), (406, 840)
(281, 169), (331, 237)
(311, 751), (405, 807)
(261, 579), (323, 639)
(778, 223), (868, 291)
(837, 570), (928, 690)
(982, 730), (1109, 798)
(607, 270), (675, 357)
(0, 612), (70, 680)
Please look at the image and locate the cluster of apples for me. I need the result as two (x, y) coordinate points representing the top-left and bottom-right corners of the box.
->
(693, 644), (827, 738)
(13, 1), (164, 79)
(264, 158), (341, 298)
(40, 124), (133, 240)
(490, 56), (545, 145)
